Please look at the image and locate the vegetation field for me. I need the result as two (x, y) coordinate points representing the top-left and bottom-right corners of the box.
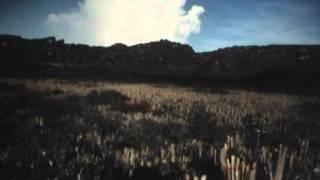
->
(1, 78), (320, 179)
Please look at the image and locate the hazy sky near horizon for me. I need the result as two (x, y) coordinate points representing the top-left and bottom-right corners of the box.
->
(0, 0), (319, 51)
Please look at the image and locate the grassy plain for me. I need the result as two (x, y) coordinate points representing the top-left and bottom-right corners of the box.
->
(1, 78), (319, 179)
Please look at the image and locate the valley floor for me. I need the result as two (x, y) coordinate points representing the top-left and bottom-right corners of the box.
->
(1, 78), (320, 179)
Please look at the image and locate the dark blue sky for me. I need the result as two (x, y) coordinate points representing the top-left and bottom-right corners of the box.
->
(1, 0), (319, 51)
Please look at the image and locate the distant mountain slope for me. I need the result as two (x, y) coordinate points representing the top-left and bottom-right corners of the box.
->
(1, 35), (320, 87)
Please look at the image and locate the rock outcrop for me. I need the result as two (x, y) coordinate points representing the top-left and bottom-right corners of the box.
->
(1, 35), (320, 87)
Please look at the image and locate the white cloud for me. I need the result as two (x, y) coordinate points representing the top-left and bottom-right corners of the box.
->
(45, 0), (205, 46)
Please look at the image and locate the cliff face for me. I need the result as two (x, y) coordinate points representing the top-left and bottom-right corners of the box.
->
(1, 35), (320, 86)
(200, 45), (320, 83)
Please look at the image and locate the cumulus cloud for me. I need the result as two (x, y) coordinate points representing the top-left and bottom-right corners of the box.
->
(45, 0), (205, 46)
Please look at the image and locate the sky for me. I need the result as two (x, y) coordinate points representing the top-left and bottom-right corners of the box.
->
(0, 0), (319, 52)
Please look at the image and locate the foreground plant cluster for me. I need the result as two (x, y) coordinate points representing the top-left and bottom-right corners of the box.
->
(0, 79), (320, 179)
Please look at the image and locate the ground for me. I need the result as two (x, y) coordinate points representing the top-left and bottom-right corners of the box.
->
(1, 78), (319, 179)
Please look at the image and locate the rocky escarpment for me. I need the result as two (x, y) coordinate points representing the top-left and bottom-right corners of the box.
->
(1, 35), (320, 87)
